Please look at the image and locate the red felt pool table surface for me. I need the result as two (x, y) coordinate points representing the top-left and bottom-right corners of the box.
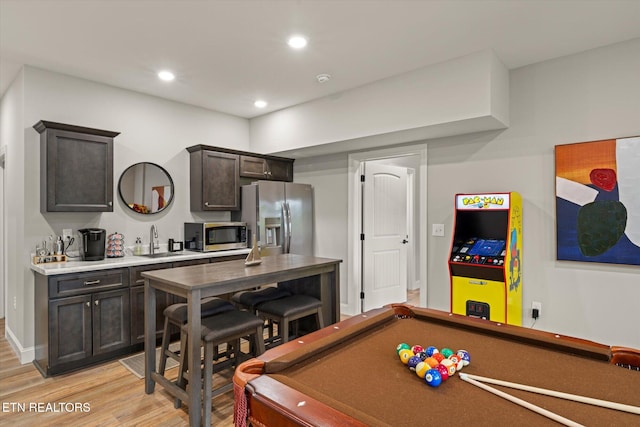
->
(234, 304), (640, 426)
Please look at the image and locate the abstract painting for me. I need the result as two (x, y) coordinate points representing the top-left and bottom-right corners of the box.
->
(555, 136), (640, 265)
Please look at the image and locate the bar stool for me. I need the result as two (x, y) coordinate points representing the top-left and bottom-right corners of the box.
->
(157, 297), (235, 376)
(232, 287), (291, 342)
(257, 294), (324, 347)
(175, 309), (265, 426)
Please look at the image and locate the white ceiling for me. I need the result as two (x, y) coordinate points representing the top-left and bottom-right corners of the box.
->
(1, 0), (639, 119)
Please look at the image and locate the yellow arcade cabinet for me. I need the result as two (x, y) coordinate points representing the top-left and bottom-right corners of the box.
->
(449, 192), (523, 325)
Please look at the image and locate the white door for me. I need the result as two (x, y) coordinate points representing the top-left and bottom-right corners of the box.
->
(362, 163), (408, 311)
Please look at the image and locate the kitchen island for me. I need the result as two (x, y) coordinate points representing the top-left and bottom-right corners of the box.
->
(142, 253), (341, 427)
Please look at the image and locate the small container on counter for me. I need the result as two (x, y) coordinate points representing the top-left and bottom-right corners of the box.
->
(107, 232), (125, 258)
(168, 238), (184, 252)
(134, 237), (143, 255)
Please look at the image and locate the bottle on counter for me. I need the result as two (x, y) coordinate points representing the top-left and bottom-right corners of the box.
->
(134, 237), (143, 255)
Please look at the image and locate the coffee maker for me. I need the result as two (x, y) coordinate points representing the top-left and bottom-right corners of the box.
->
(78, 228), (106, 261)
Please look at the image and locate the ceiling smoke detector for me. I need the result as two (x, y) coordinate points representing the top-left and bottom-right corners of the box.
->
(316, 73), (331, 83)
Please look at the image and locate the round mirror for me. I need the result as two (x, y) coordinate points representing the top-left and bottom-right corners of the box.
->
(118, 162), (174, 214)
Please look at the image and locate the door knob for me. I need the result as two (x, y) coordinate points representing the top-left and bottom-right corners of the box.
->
(402, 239), (408, 244)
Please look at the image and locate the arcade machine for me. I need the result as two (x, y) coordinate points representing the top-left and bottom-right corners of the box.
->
(449, 192), (523, 325)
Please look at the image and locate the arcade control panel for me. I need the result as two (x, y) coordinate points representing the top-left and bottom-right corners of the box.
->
(450, 238), (506, 266)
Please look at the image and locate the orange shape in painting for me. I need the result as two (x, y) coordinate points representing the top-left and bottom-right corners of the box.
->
(555, 139), (616, 185)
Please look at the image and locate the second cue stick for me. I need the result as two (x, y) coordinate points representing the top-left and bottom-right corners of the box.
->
(459, 374), (584, 427)
(461, 373), (640, 415)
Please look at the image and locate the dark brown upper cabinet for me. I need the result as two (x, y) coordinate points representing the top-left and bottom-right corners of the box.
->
(34, 121), (119, 213)
(187, 145), (294, 212)
(188, 146), (240, 211)
(239, 155), (293, 182)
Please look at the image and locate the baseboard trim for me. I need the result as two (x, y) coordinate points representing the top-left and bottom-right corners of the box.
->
(5, 324), (35, 364)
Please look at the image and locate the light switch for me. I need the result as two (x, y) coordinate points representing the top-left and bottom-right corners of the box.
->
(432, 224), (445, 237)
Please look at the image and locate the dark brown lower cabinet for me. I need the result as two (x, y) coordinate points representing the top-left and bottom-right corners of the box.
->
(33, 254), (243, 377)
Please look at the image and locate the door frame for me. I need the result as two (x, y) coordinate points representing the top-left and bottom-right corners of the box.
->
(347, 143), (428, 315)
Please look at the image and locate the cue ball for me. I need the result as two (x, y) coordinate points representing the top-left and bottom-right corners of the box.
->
(398, 349), (414, 364)
(424, 369), (442, 387)
(407, 356), (422, 371)
(415, 362), (429, 378)
(396, 343), (411, 354)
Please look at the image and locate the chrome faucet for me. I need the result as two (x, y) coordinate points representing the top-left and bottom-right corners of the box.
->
(150, 224), (159, 254)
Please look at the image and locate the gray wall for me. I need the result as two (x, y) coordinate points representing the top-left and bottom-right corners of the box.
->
(2, 66), (250, 359)
(297, 38), (640, 349)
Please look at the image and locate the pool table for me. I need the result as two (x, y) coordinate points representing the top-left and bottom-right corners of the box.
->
(234, 304), (640, 426)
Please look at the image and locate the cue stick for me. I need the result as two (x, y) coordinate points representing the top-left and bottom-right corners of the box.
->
(459, 374), (584, 427)
(460, 373), (640, 415)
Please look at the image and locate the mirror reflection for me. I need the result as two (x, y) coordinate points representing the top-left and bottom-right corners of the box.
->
(118, 162), (174, 214)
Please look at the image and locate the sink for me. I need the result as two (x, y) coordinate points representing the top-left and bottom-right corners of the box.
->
(140, 252), (177, 258)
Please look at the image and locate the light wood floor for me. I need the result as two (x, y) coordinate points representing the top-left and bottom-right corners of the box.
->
(0, 290), (419, 426)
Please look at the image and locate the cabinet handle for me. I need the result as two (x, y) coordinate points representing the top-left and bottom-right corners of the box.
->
(95, 300), (100, 306)
(84, 280), (101, 285)
(86, 301), (90, 307)
(108, 201), (113, 206)
(205, 202), (210, 207)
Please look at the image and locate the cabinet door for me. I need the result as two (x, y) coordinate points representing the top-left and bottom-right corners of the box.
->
(42, 128), (114, 212)
(239, 155), (268, 179)
(196, 150), (240, 211)
(129, 286), (173, 345)
(266, 158), (294, 182)
(50, 295), (92, 365)
(93, 288), (130, 355)
(129, 263), (174, 344)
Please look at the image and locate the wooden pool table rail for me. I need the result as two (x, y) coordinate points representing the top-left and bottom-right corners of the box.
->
(234, 304), (625, 427)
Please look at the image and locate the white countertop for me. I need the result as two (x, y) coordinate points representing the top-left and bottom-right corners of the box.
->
(30, 248), (251, 276)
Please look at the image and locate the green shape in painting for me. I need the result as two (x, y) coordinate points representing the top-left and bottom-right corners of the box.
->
(577, 200), (627, 257)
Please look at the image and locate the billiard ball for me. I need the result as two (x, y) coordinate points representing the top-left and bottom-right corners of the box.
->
(436, 363), (449, 381)
(440, 348), (454, 358)
(432, 353), (445, 363)
(449, 354), (464, 371)
(411, 345), (424, 355)
(396, 343), (411, 354)
(417, 351), (428, 361)
(407, 356), (422, 371)
(424, 369), (442, 387)
(425, 346), (439, 357)
(457, 350), (471, 366)
(398, 349), (414, 364)
(415, 362), (429, 378)
(424, 357), (439, 368)
(441, 359), (457, 376)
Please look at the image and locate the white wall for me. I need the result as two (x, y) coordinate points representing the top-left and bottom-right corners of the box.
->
(2, 66), (250, 360)
(426, 38), (640, 348)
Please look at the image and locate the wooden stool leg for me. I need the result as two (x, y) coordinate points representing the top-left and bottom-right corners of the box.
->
(317, 309), (325, 329)
(254, 325), (265, 356)
(158, 317), (171, 375)
(203, 341), (214, 427)
(280, 316), (290, 344)
(174, 330), (188, 409)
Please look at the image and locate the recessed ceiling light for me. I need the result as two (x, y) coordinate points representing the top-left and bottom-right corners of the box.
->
(157, 70), (175, 81)
(287, 35), (307, 49)
(254, 100), (268, 108)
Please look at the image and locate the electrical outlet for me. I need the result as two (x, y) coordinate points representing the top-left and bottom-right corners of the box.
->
(62, 229), (73, 240)
(532, 301), (542, 318)
(13, 296), (17, 310)
(432, 224), (445, 237)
